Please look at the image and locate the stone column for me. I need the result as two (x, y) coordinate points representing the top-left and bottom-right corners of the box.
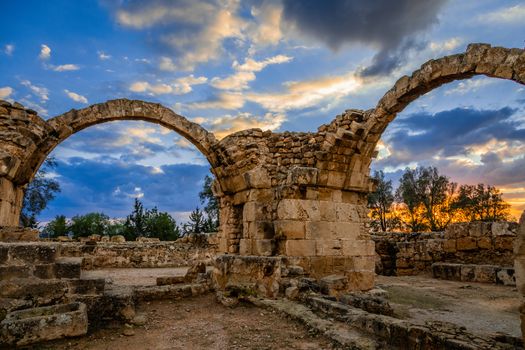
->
(0, 178), (24, 227)
(514, 211), (525, 344)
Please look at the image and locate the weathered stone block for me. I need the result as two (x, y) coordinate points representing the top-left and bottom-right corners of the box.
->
(316, 239), (342, 256)
(456, 237), (477, 251)
(0, 302), (88, 347)
(274, 220), (305, 239)
(474, 265), (497, 283)
(285, 240), (316, 257)
(254, 239), (273, 256)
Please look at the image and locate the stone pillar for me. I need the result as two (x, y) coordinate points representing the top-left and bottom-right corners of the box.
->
(514, 211), (525, 344)
(0, 178), (24, 227)
(273, 188), (375, 291)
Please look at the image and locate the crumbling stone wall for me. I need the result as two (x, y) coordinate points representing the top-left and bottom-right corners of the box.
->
(373, 221), (517, 276)
(514, 212), (525, 344)
(1, 43), (523, 291)
(58, 242), (215, 269)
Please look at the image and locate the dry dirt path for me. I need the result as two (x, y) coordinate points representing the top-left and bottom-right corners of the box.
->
(41, 294), (339, 350)
(377, 274), (521, 338)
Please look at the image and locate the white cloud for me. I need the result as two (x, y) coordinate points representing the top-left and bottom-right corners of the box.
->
(51, 64), (80, 72)
(444, 77), (496, 95)
(118, 1), (246, 71)
(195, 112), (286, 139)
(0, 86), (13, 99)
(39, 44), (51, 60)
(245, 71), (363, 112)
(129, 75), (207, 95)
(478, 4), (525, 23)
(98, 51), (111, 60)
(429, 37), (462, 53)
(189, 92), (245, 110)
(19, 98), (48, 116)
(211, 55), (293, 91)
(249, 3), (283, 47)
(4, 44), (14, 56)
(64, 89), (88, 104)
(21, 80), (49, 102)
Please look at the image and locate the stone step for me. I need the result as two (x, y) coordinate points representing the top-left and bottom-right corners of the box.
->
(0, 278), (68, 307)
(248, 297), (381, 349)
(67, 278), (105, 295)
(0, 243), (59, 266)
(0, 302), (88, 347)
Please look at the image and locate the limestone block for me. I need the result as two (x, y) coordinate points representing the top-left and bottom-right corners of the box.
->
(286, 167), (319, 186)
(254, 239), (273, 256)
(443, 239), (457, 253)
(277, 199), (320, 221)
(244, 167), (271, 189)
(492, 222), (516, 236)
(335, 202), (360, 222)
(456, 237), (477, 251)
(285, 240), (316, 257)
(341, 239), (375, 256)
(474, 265), (497, 283)
(353, 256), (375, 271)
(318, 201), (336, 221)
(245, 221), (274, 240)
(274, 220), (305, 239)
(494, 236), (514, 251)
(315, 239), (342, 256)
(320, 274), (348, 296)
(239, 239), (252, 255)
(477, 237), (492, 249)
(460, 264), (476, 282)
(326, 171), (346, 188)
(110, 235), (126, 243)
(347, 271), (374, 291)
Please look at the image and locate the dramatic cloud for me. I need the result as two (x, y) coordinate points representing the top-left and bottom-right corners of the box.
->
(21, 80), (49, 102)
(39, 44), (51, 60)
(0, 87), (13, 99)
(129, 75), (207, 95)
(40, 157), (211, 221)
(189, 92), (245, 110)
(194, 112), (286, 139)
(211, 55), (292, 91)
(248, 2), (283, 48)
(444, 77), (496, 95)
(64, 90), (88, 104)
(115, 0), (246, 71)
(281, 0), (448, 76)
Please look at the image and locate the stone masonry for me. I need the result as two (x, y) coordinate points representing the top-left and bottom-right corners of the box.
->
(1, 43), (524, 291)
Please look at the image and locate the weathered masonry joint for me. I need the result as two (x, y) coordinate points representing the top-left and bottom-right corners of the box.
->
(1, 43), (524, 291)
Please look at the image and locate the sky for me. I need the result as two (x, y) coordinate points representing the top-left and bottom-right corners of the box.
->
(0, 0), (524, 223)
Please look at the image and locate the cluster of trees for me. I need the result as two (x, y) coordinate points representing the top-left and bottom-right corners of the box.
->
(23, 159), (220, 241)
(368, 166), (511, 232)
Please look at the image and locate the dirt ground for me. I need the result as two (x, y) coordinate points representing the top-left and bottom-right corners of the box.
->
(377, 274), (522, 338)
(82, 267), (191, 286)
(40, 294), (338, 350)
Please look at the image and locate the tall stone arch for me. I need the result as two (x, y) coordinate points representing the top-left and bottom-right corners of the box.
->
(0, 99), (223, 226)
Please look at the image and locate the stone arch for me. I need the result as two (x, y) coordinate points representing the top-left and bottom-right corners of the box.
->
(363, 44), (525, 158)
(16, 99), (220, 186)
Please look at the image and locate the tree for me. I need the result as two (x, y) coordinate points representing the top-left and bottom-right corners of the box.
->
(144, 207), (181, 241)
(182, 207), (205, 235)
(199, 175), (219, 232)
(368, 170), (395, 232)
(68, 212), (109, 238)
(395, 168), (428, 232)
(453, 184), (510, 222)
(42, 215), (68, 238)
(123, 198), (147, 241)
(20, 158), (61, 228)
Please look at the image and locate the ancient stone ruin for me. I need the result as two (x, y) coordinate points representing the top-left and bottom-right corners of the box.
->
(0, 43), (524, 348)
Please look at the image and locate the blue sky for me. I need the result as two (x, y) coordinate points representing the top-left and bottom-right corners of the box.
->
(0, 0), (524, 222)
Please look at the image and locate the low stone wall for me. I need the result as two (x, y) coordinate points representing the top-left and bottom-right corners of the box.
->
(432, 262), (515, 285)
(373, 221), (517, 276)
(59, 242), (216, 270)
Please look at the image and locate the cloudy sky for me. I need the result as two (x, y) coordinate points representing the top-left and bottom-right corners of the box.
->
(0, 0), (524, 222)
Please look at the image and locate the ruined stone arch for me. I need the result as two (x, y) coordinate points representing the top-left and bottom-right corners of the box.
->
(363, 43), (525, 159)
(0, 99), (228, 226)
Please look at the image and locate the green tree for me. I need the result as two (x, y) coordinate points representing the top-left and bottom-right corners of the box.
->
(453, 184), (510, 222)
(20, 158), (61, 228)
(199, 175), (219, 231)
(42, 215), (68, 238)
(69, 212), (109, 238)
(182, 207), (205, 235)
(123, 198), (147, 241)
(144, 207), (181, 241)
(368, 170), (395, 232)
(105, 220), (126, 237)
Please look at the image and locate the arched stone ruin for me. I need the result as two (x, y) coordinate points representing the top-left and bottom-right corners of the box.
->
(0, 43), (523, 292)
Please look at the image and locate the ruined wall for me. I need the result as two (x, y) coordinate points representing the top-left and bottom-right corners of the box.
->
(514, 212), (525, 344)
(373, 221), (517, 276)
(58, 242), (215, 270)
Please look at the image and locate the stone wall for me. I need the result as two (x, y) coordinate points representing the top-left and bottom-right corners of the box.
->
(373, 221), (517, 276)
(513, 212), (525, 344)
(58, 242), (215, 269)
